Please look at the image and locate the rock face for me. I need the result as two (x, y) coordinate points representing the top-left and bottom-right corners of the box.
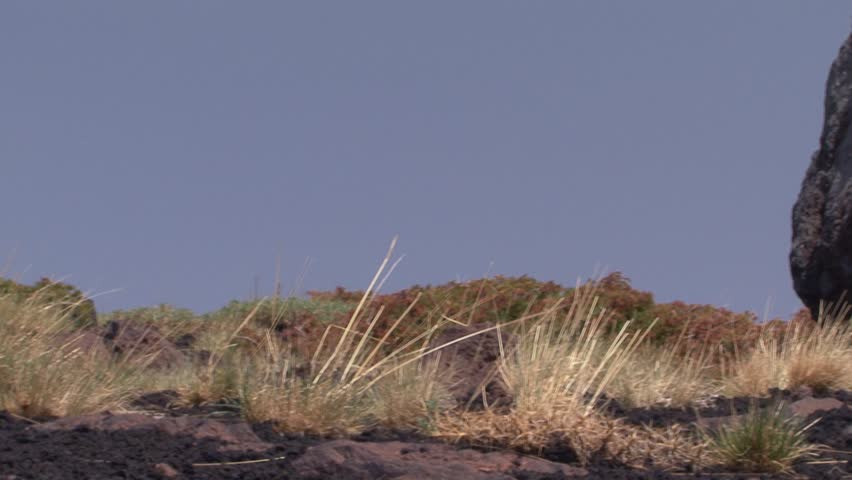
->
(791, 31), (852, 321)
(290, 439), (588, 480)
(101, 319), (186, 369)
(31, 411), (274, 453)
(424, 323), (517, 411)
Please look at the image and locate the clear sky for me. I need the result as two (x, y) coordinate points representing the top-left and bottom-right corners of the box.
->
(2, 2), (850, 319)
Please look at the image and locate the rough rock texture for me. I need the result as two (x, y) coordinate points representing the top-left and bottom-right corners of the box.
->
(791, 31), (852, 321)
(30, 411), (275, 453)
(424, 322), (517, 411)
(0, 389), (850, 478)
(290, 439), (589, 480)
(102, 319), (186, 369)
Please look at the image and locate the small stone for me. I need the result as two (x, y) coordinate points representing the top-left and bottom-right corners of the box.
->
(788, 397), (844, 417)
(153, 463), (180, 478)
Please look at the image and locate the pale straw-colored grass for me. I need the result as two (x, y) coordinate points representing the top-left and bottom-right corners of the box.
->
(607, 326), (718, 408)
(724, 300), (852, 396)
(432, 276), (712, 468)
(434, 406), (711, 468)
(496, 277), (657, 417)
(234, 237), (473, 436)
(0, 288), (147, 418)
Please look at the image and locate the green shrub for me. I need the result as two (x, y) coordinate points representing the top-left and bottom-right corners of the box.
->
(99, 304), (200, 339)
(205, 297), (353, 330)
(702, 401), (819, 473)
(0, 277), (96, 329)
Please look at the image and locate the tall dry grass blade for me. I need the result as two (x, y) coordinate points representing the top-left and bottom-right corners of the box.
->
(341, 305), (385, 383)
(351, 292), (423, 385)
(356, 310), (546, 396)
(313, 235), (397, 385)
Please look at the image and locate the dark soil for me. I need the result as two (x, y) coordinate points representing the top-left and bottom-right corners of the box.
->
(0, 389), (848, 480)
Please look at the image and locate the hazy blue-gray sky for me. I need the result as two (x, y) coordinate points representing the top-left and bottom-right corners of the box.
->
(2, 2), (850, 319)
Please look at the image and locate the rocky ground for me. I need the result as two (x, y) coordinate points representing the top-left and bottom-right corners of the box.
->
(0, 387), (848, 480)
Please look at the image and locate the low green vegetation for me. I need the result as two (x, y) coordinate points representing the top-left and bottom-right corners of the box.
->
(701, 401), (820, 473)
(0, 277), (96, 328)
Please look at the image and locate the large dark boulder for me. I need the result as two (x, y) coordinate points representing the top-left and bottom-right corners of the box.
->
(791, 31), (852, 321)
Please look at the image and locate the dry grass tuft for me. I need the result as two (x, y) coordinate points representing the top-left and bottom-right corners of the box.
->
(232, 238), (461, 436)
(431, 275), (713, 469)
(366, 354), (456, 431)
(0, 290), (146, 418)
(607, 327), (718, 408)
(496, 276), (656, 417)
(724, 301), (852, 396)
(434, 407), (710, 469)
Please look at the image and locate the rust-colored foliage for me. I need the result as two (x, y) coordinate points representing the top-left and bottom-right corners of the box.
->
(585, 272), (657, 334)
(291, 273), (811, 366)
(307, 286), (366, 304)
(648, 301), (762, 355)
(309, 276), (571, 349)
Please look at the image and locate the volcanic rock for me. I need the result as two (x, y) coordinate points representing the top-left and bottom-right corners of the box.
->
(30, 411), (274, 453)
(425, 322), (517, 411)
(101, 319), (185, 369)
(791, 30), (852, 321)
(290, 439), (588, 479)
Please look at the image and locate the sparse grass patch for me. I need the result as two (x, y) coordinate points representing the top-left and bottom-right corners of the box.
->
(366, 354), (455, 432)
(237, 348), (372, 437)
(723, 301), (852, 396)
(607, 329), (718, 408)
(430, 276), (715, 469)
(701, 401), (820, 474)
(0, 292), (145, 418)
(99, 304), (200, 337)
(496, 278), (656, 416)
(0, 277), (97, 329)
(231, 239), (462, 436)
(434, 406), (710, 469)
(235, 310), (453, 436)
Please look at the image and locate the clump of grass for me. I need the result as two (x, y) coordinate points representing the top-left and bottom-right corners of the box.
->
(0, 276), (97, 328)
(0, 289), (145, 418)
(236, 331), (371, 436)
(366, 353), (456, 432)
(434, 400), (710, 468)
(99, 304), (200, 335)
(724, 300), (852, 396)
(496, 277), (656, 417)
(162, 300), (266, 406)
(432, 276), (713, 469)
(701, 401), (819, 474)
(607, 326), (718, 408)
(234, 237), (460, 437)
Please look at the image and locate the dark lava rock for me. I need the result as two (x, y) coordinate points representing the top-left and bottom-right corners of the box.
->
(101, 319), (186, 369)
(289, 439), (589, 479)
(424, 322), (517, 411)
(791, 29), (852, 321)
(30, 411), (275, 453)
